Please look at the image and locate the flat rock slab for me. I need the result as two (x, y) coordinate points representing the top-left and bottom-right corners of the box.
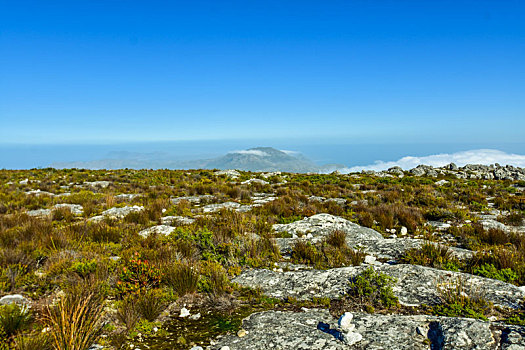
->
(161, 216), (196, 226)
(273, 214), (473, 261)
(233, 264), (525, 308)
(273, 214), (383, 242)
(139, 225), (175, 238)
(54, 203), (83, 215)
(213, 309), (502, 350)
(100, 205), (144, 219)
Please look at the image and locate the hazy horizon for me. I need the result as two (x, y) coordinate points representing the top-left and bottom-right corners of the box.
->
(2, 140), (525, 170)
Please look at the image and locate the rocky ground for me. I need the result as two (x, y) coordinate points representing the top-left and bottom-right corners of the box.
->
(1, 166), (525, 349)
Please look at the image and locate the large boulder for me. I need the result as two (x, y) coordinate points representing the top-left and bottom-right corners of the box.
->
(213, 309), (505, 350)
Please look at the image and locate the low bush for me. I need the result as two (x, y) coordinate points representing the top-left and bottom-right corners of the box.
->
(345, 267), (398, 312)
(432, 277), (492, 320)
(400, 243), (461, 271)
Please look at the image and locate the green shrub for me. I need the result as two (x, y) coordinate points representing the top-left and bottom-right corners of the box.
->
(400, 243), (461, 271)
(70, 259), (98, 279)
(345, 267), (398, 311)
(471, 263), (518, 283)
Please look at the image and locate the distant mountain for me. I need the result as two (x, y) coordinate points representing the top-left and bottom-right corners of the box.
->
(206, 147), (320, 172)
(50, 147), (324, 173)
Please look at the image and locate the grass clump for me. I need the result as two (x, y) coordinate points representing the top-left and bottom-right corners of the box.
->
(163, 260), (200, 297)
(400, 243), (461, 271)
(432, 277), (492, 320)
(290, 230), (365, 269)
(0, 303), (32, 343)
(42, 285), (105, 350)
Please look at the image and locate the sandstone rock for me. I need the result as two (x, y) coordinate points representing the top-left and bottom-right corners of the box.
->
(202, 201), (242, 213)
(213, 309), (507, 350)
(101, 205), (144, 219)
(26, 189), (55, 197)
(273, 214), (472, 261)
(26, 209), (52, 218)
(0, 294), (30, 305)
(241, 178), (269, 186)
(233, 264), (524, 308)
(215, 169), (241, 178)
(273, 213), (383, 242)
(138, 225), (175, 238)
(83, 181), (111, 188)
(171, 195), (215, 205)
(54, 203), (83, 215)
(161, 216), (196, 226)
(115, 193), (142, 201)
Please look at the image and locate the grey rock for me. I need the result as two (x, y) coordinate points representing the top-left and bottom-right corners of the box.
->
(233, 264), (525, 308)
(83, 181), (111, 188)
(115, 193), (142, 201)
(26, 189), (55, 197)
(215, 169), (241, 178)
(500, 325), (525, 350)
(26, 209), (52, 218)
(213, 309), (500, 350)
(273, 214), (383, 242)
(241, 178), (270, 186)
(100, 205), (144, 219)
(161, 216), (196, 226)
(54, 203), (83, 215)
(273, 214), (472, 261)
(171, 195), (215, 205)
(138, 225), (175, 238)
(202, 201), (243, 213)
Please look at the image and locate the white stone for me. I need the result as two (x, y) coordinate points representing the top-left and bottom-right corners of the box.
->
(220, 346), (231, 350)
(0, 294), (29, 305)
(400, 226), (408, 235)
(338, 312), (354, 331)
(179, 307), (190, 318)
(343, 331), (363, 346)
(189, 312), (201, 320)
(364, 255), (376, 264)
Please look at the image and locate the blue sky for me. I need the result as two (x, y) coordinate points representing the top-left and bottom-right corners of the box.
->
(1, 0), (524, 145)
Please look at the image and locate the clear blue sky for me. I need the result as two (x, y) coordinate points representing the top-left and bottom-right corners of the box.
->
(1, 0), (524, 144)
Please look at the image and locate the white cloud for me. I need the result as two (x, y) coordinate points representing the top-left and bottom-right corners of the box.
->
(229, 150), (268, 157)
(280, 150), (300, 155)
(340, 149), (525, 173)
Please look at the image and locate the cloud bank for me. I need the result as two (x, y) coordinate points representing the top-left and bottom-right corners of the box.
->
(229, 150), (268, 157)
(341, 149), (525, 173)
